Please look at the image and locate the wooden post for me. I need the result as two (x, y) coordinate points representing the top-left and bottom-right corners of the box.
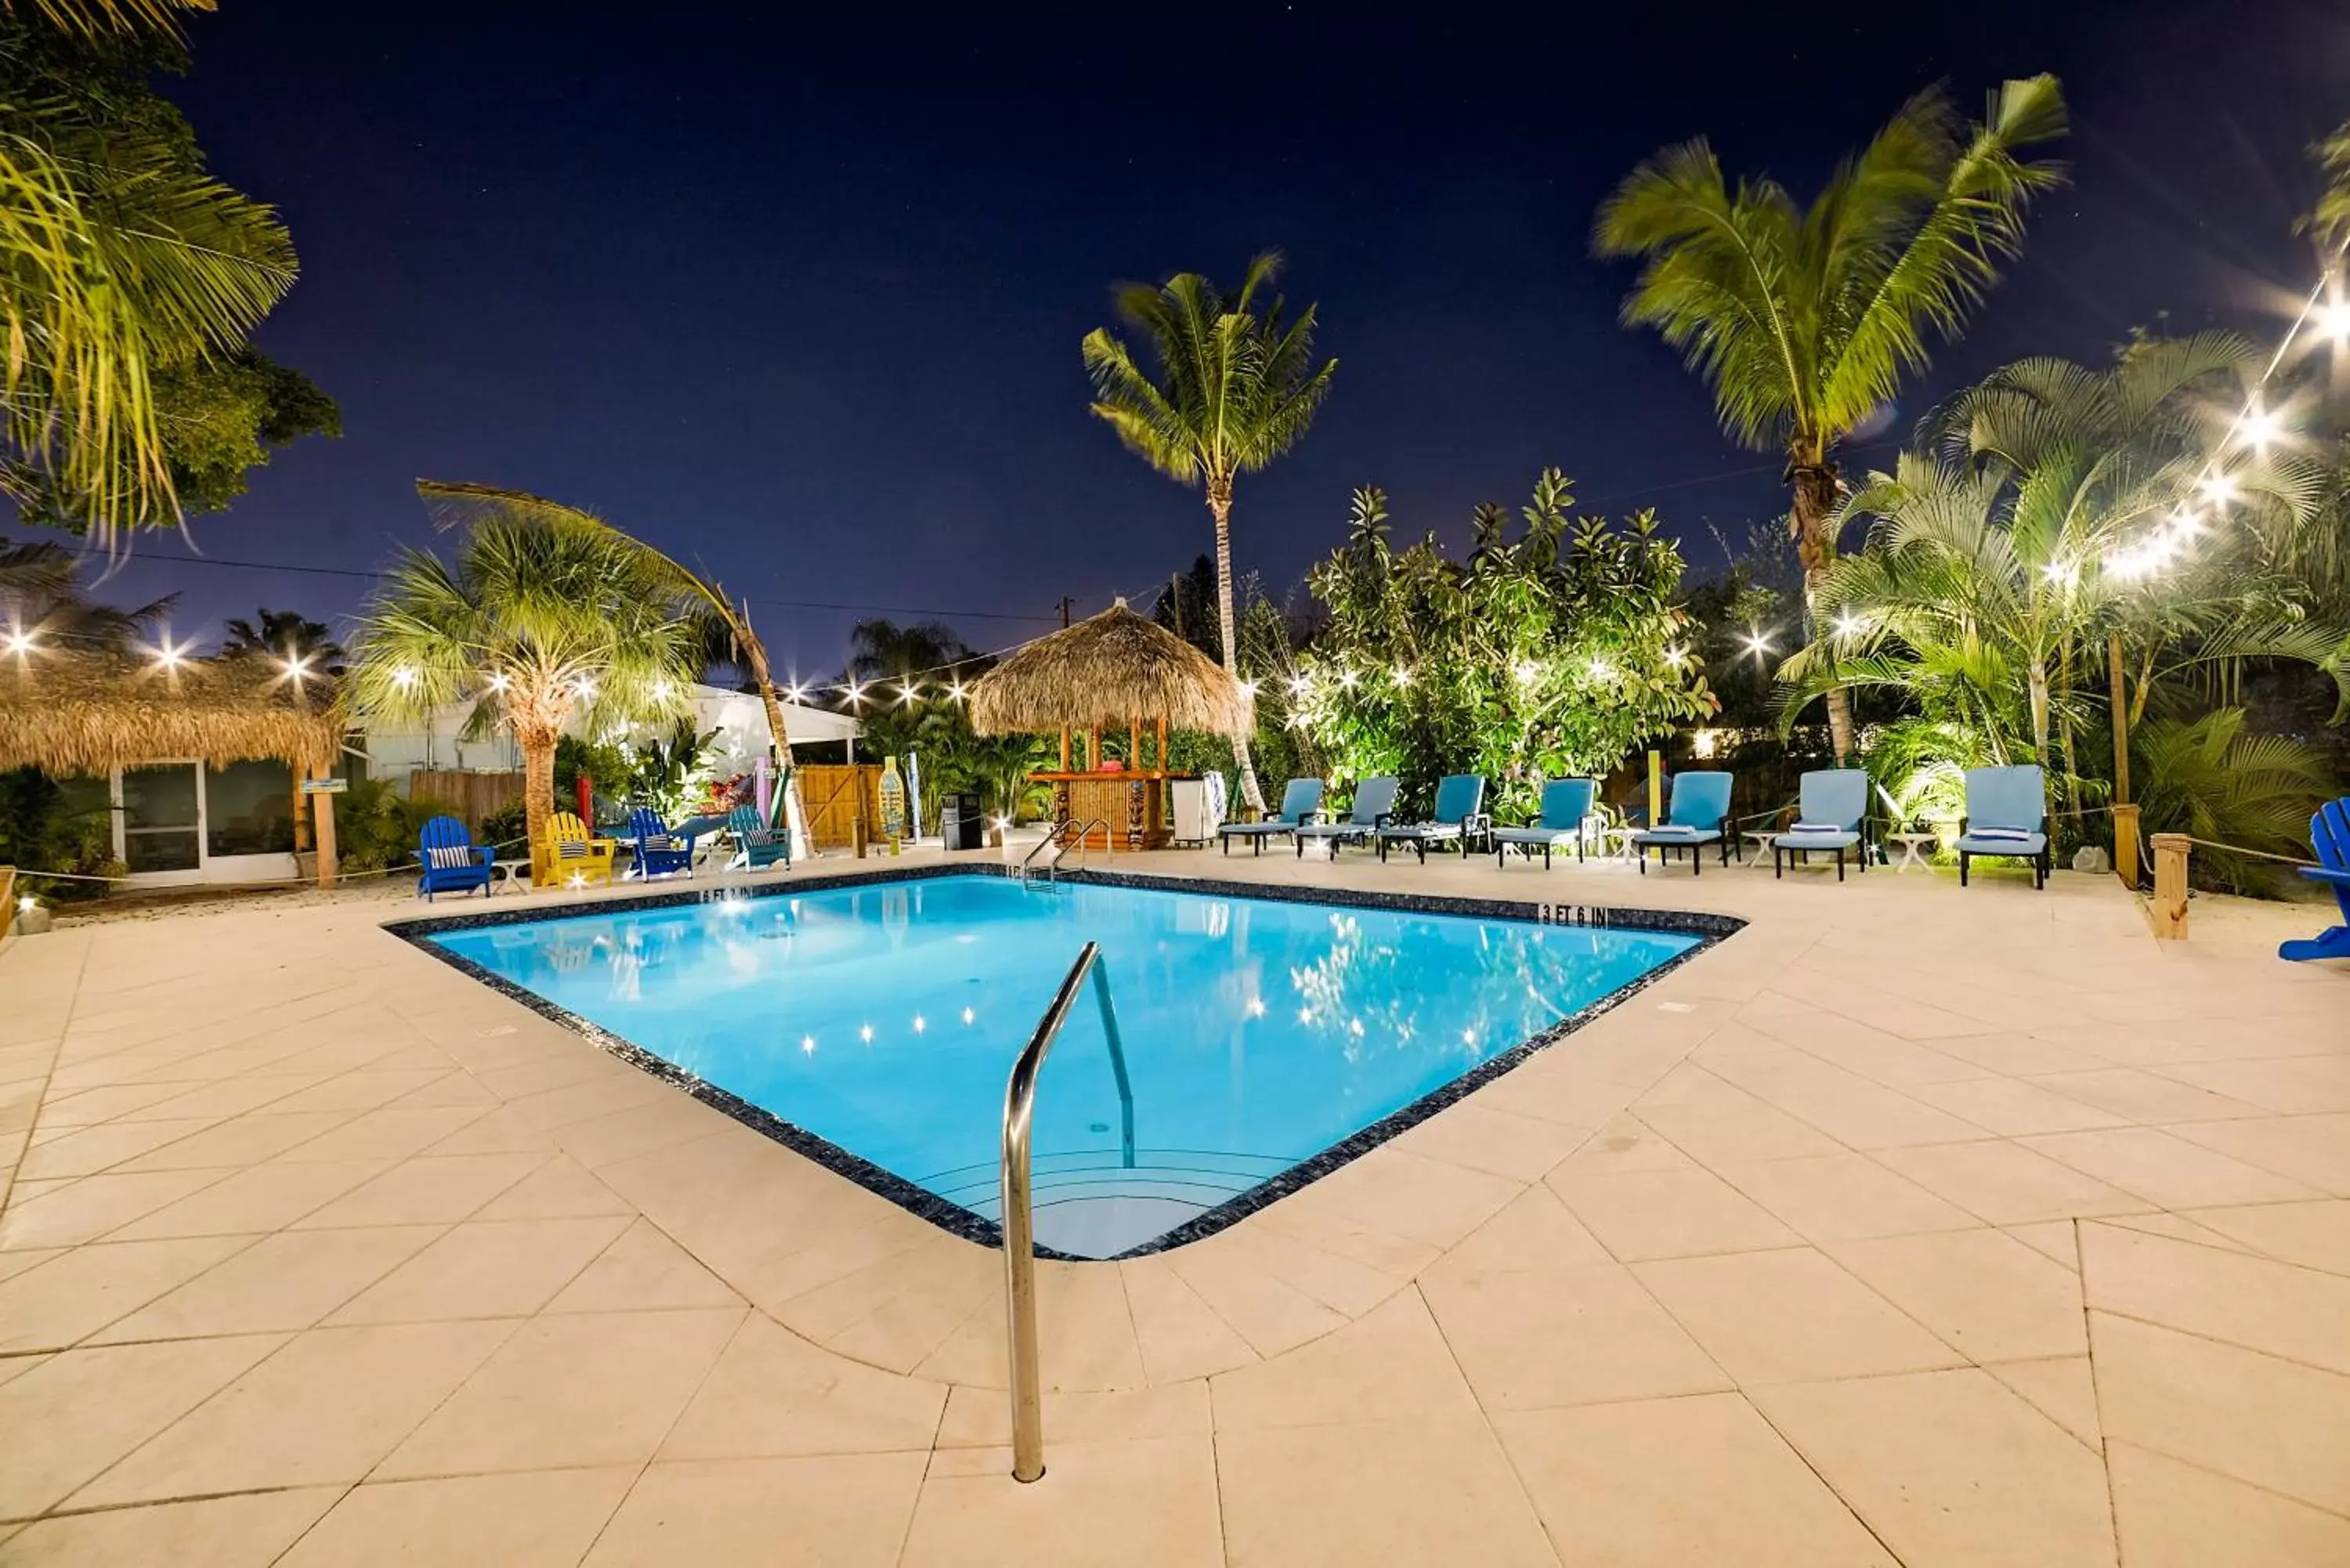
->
(312, 789), (338, 891)
(1059, 724), (1072, 771)
(1647, 750), (1663, 826)
(2108, 632), (2131, 807)
(1, 865), (16, 940)
(1088, 725), (1101, 771)
(291, 768), (310, 854)
(2112, 803), (2142, 891)
(2149, 833), (2189, 939)
(1155, 716), (1167, 771)
(1128, 715), (1140, 771)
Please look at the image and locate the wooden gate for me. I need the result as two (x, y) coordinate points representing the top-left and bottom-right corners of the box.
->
(794, 764), (880, 850)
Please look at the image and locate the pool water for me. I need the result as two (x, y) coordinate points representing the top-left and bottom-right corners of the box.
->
(424, 875), (1705, 1257)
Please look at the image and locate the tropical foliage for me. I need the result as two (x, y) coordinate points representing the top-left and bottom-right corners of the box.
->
(1293, 470), (1714, 819)
(346, 497), (703, 851)
(1083, 250), (1337, 812)
(0, 2), (327, 541)
(1596, 76), (2068, 760)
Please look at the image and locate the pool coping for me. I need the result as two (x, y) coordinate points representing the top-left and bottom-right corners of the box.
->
(382, 862), (1744, 1260)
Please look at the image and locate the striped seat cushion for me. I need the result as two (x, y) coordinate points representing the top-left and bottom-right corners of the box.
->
(555, 840), (590, 859)
(425, 846), (475, 870)
(642, 835), (678, 853)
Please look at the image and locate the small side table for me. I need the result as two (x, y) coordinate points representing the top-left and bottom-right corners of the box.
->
(1887, 833), (1938, 873)
(494, 860), (531, 895)
(1740, 830), (1778, 869)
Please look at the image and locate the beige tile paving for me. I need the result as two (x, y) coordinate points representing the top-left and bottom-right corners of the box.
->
(1495, 1392), (1897, 1566)
(0, 852), (2341, 1566)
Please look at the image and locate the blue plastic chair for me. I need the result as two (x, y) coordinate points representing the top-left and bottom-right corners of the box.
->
(1220, 779), (1324, 856)
(627, 807), (698, 880)
(1773, 769), (1870, 882)
(2281, 798), (2350, 961)
(1493, 779), (1600, 869)
(416, 815), (494, 901)
(1294, 777), (1400, 858)
(1632, 771), (1734, 876)
(1956, 765), (2049, 889)
(1376, 774), (1489, 864)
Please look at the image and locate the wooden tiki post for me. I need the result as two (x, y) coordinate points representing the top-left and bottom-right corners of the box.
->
(1059, 724), (1072, 771)
(1128, 715), (1141, 771)
(2112, 803), (2142, 891)
(313, 789), (338, 891)
(2149, 833), (2190, 940)
(1155, 716), (1167, 771)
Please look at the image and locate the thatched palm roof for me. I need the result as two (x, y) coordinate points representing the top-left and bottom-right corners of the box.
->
(0, 652), (345, 776)
(970, 603), (1249, 737)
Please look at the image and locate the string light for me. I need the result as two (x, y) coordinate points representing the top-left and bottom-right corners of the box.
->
(651, 679), (672, 700)
(946, 681), (966, 702)
(5, 627), (38, 657)
(486, 671), (510, 693)
(1338, 669), (1359, 689)
(1587, 656), (1613, 678)
(1741, 630), (1773, 660)
(785, 683), (805, 703)
(1289, 674), (1311, 695)
(896, 681), (920, 704)
(1831, 613), (1864, 638)
(1238, 678), (1258, 698)
(390, 666), (417, 689)
(1662, 645), (1687, 667)
(148, 636), (189, 671)
(1513, 660), (1538, 685)
(1391, 667), (1412, 688)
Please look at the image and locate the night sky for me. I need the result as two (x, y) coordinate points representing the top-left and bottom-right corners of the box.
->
(81, 0), (2350, 678)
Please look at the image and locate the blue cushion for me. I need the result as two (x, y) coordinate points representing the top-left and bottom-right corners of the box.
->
(1956, 830), (2046, 854)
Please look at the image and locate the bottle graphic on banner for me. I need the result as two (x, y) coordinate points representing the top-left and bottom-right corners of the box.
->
(879, 756), (908, 854)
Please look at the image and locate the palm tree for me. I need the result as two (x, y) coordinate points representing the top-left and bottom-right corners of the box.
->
(347, 503), (703, 854)
(0, 534), (172, 655)
(1, 2), (298, 544)
(411, 481), (816, 857)
(1594, 77), (2068, 761)
(1082, 251), (1337, 813)
(219, 607), (344, 672)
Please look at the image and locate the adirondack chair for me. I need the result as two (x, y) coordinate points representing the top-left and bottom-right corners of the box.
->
(2280, 798), (2350, 962)
(727, 804), (790, 872)
(627, 807), (697, 880)
(416, 815), (494, 901)
(533, 810), (616, 887)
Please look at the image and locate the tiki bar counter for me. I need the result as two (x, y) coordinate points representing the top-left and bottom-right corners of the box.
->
(967, 602), (1247, 852)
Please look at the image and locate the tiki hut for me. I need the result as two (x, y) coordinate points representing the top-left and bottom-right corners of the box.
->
(0, 651), (345, 883)
(967, 602), (1247, 849)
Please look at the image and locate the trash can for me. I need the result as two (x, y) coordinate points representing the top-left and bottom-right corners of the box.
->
(939, 792), (985, 851)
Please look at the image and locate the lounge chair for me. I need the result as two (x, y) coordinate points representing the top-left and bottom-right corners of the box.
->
(627, 807), (699, 880)
(1492, 778), (1599, 869)
(1956, 765), (2050, 888)
(533, 810), (616, 887)
(1220, 779), (1323, 856)
(1294, 776), (1400, 858)
(416, 815), (494, 901)
(1376, 774), (1489, 864)
(1631, 771), (1734, 876)
(727, 803), (790, 872)
(1773, 769), (1870, 881)
(2280, 798), (2350, 961)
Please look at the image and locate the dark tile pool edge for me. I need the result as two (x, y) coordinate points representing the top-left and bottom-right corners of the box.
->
(382, 862), (1744, 1263)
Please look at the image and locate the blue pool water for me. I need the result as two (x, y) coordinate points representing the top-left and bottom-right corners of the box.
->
(424, 876), (1703, 1256)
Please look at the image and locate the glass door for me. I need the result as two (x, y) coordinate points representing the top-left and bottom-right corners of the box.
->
(121, 762), (202, 876)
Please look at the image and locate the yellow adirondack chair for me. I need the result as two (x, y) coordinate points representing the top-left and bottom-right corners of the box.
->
(533, 811), (617, 887)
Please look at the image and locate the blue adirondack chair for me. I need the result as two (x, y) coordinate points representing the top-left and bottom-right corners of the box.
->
(1376, 774), (1489, 863)
(2280, 798), (2350, 962)
(416, 815), (495, 901)
(1773, 769), (1870, 882)
(1220, 778), (1324, 856)
(727, 804), (790, 872)
(1493, 778), (1600, 869)
(1632, 771), (1734, 876)
(627, 807), (698, 880)
(1957, 765), (2050, 889)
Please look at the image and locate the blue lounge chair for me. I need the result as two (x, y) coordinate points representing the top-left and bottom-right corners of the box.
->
(627, 807), (698, 880)
(1376, 774), (1488, 864)
(727, 804), (790, 872)
(1493, 779), (1600, 869)
(1956, 765), (2050, 889)
(1632, 771), (1734, 876)
(1295, 776), (1400, 858)
(416, 815), (495, 901)
(2280, 798), (2350, 961)
(1774, 769), (1870, 882)
(1220, 779), (1323, 856)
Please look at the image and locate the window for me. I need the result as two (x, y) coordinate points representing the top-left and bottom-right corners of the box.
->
(205, 759), (296, 858)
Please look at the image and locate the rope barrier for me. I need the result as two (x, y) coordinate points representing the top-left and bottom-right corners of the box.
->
(2174, 835), (2321, 869)
(12, 834), (539, 892)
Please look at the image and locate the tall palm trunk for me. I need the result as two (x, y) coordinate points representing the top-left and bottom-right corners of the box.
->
(732, 602), (811, 858)
(520, 727), (558, 862)
(1206, 477), (1266, 815)
(1788, 450), (1856, 762)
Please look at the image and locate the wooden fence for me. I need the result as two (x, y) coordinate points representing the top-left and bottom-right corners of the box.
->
(409, 770), (526, 829)
(796, 764), (880, 850)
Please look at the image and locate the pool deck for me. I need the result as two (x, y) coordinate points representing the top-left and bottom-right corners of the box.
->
(0, 847), (2345, 1566)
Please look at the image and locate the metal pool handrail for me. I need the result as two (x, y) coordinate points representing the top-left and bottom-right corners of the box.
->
(1014, 817), (1110, 886)
(1000, 938), (1132, 1483)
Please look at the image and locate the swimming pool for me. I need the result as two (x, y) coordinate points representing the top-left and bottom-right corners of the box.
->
(403, 870), (1730, 1258)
